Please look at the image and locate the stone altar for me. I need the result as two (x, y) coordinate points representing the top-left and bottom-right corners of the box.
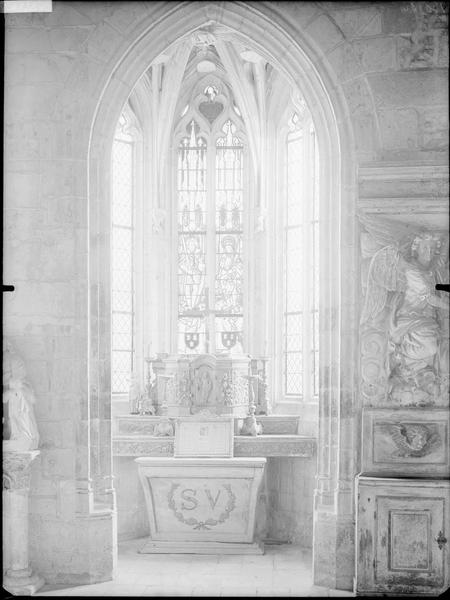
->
(136, 456), (266, 554)
(136, 412), (266, 554)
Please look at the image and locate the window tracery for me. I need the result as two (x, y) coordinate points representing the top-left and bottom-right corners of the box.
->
(110, 36), (321, 411)
(175, 79), (246, 355)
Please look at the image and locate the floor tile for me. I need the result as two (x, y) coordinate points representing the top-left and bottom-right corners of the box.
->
(34, 540), (355, 597)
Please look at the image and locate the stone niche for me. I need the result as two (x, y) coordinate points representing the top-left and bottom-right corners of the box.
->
(151, 353), (251, 417)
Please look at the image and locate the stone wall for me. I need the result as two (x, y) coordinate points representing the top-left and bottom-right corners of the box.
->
(3, 0), (448, 589)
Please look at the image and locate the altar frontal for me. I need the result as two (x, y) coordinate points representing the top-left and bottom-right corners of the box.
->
(135, 417), (266, 554)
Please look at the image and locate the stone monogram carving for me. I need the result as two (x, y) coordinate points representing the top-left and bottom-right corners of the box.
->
(167, 482), (236, 531)
(360, 216), (449, 407)
(382, 423), (440, 458)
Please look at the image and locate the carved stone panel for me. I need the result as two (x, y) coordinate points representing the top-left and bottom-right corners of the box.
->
(356, 476), (449, 595)
(359, 216), (449, 408)
(135, 457), (265, 553)
(396, 2), (448, 70)
(361, 409), (449, 476)
(152, 354), (250, 417)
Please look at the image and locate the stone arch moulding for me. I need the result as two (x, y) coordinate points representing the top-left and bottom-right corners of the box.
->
(87, 0), (359, 590)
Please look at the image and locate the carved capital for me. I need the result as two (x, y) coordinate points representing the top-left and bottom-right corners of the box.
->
(2, 450), (39, 491)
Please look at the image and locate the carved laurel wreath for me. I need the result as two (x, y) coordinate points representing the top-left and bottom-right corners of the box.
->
(168, 483), (236, 531)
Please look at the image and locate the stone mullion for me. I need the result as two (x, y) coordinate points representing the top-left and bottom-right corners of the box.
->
(252, 59), (268, 358)
(206, 134), (216, 353)
(302, 122), (313, 404)
(265, 121), (281, 406)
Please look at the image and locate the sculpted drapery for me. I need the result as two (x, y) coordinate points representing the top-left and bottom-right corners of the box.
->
(2, 343), (40, 450)
(360, 218), (449, 405)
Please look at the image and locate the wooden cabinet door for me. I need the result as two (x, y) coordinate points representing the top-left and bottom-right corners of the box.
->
(376, 496), (446, 592)
(357, 478), (449, 595)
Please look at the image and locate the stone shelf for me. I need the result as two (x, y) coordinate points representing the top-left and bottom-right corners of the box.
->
(113, 434), (316, 458)
(114, 414), (300, 436)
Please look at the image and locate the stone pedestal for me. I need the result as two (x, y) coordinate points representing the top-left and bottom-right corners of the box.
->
(135, 457), (266, 554)
(3, 448), (45, 595)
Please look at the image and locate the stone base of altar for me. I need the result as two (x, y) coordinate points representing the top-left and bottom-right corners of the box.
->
(3, 569), (45, 596)
(135, 457), (266, 554)
(139, 540), (264, 554)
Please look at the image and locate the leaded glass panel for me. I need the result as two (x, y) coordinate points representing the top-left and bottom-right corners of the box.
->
(112, 141), (132, 227)
(215, 233), (243, 313)
(111, 136), (134, 394)
(215, 316), (243, 353)
(177, 121), (209, 353)
(214, 120), (244, 349)
(177, 233), (207, 313)
(178, 317), (206, 354)
(282, 114), (319, 401)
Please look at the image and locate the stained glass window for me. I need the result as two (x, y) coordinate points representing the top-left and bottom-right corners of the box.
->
(176, 114), (245, 355)
(111, 122), (135, 394)
(177, 120), (208, 353)
(283, 113), (319, 399)
(215, 120), (244, 353)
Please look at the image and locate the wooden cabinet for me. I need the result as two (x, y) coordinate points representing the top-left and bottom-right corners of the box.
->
(356, 476), (449, 596)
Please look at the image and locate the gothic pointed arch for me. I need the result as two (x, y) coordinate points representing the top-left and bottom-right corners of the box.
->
(87, 1), (359, 589)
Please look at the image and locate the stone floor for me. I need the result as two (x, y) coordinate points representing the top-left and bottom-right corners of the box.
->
(36, 538), (354, 597)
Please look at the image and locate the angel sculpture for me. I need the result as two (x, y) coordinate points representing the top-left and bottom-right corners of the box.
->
(360, 216), (449, 405)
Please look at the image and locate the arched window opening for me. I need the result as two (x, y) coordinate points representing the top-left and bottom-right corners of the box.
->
(109, 33), (323, 416)
(175, 78), (246, 355)
(111, 115), (135, 395)
(282, 112), (319, 402)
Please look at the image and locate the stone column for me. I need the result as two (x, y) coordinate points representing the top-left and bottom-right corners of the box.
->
(3, 449), (44, 595)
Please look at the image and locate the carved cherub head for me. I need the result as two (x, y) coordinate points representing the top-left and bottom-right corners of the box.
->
(402, 425), (429, 451)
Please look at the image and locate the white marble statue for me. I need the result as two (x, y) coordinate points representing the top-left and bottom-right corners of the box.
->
(3, 343), (40, 450)
(128, 373), (141, 414)
(361, 219), (449, 404)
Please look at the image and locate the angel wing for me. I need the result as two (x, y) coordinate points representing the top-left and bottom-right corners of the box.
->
(360, 245), (405, 325)
(388, 424), (416, 456)
(388, 424), (439, 458)
(358, 214), (415, 250)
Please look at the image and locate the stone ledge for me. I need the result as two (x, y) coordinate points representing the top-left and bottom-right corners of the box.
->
(358, 163), (449, 181)
(113, 435), (316, 458)
(114, 414), (300, 436)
